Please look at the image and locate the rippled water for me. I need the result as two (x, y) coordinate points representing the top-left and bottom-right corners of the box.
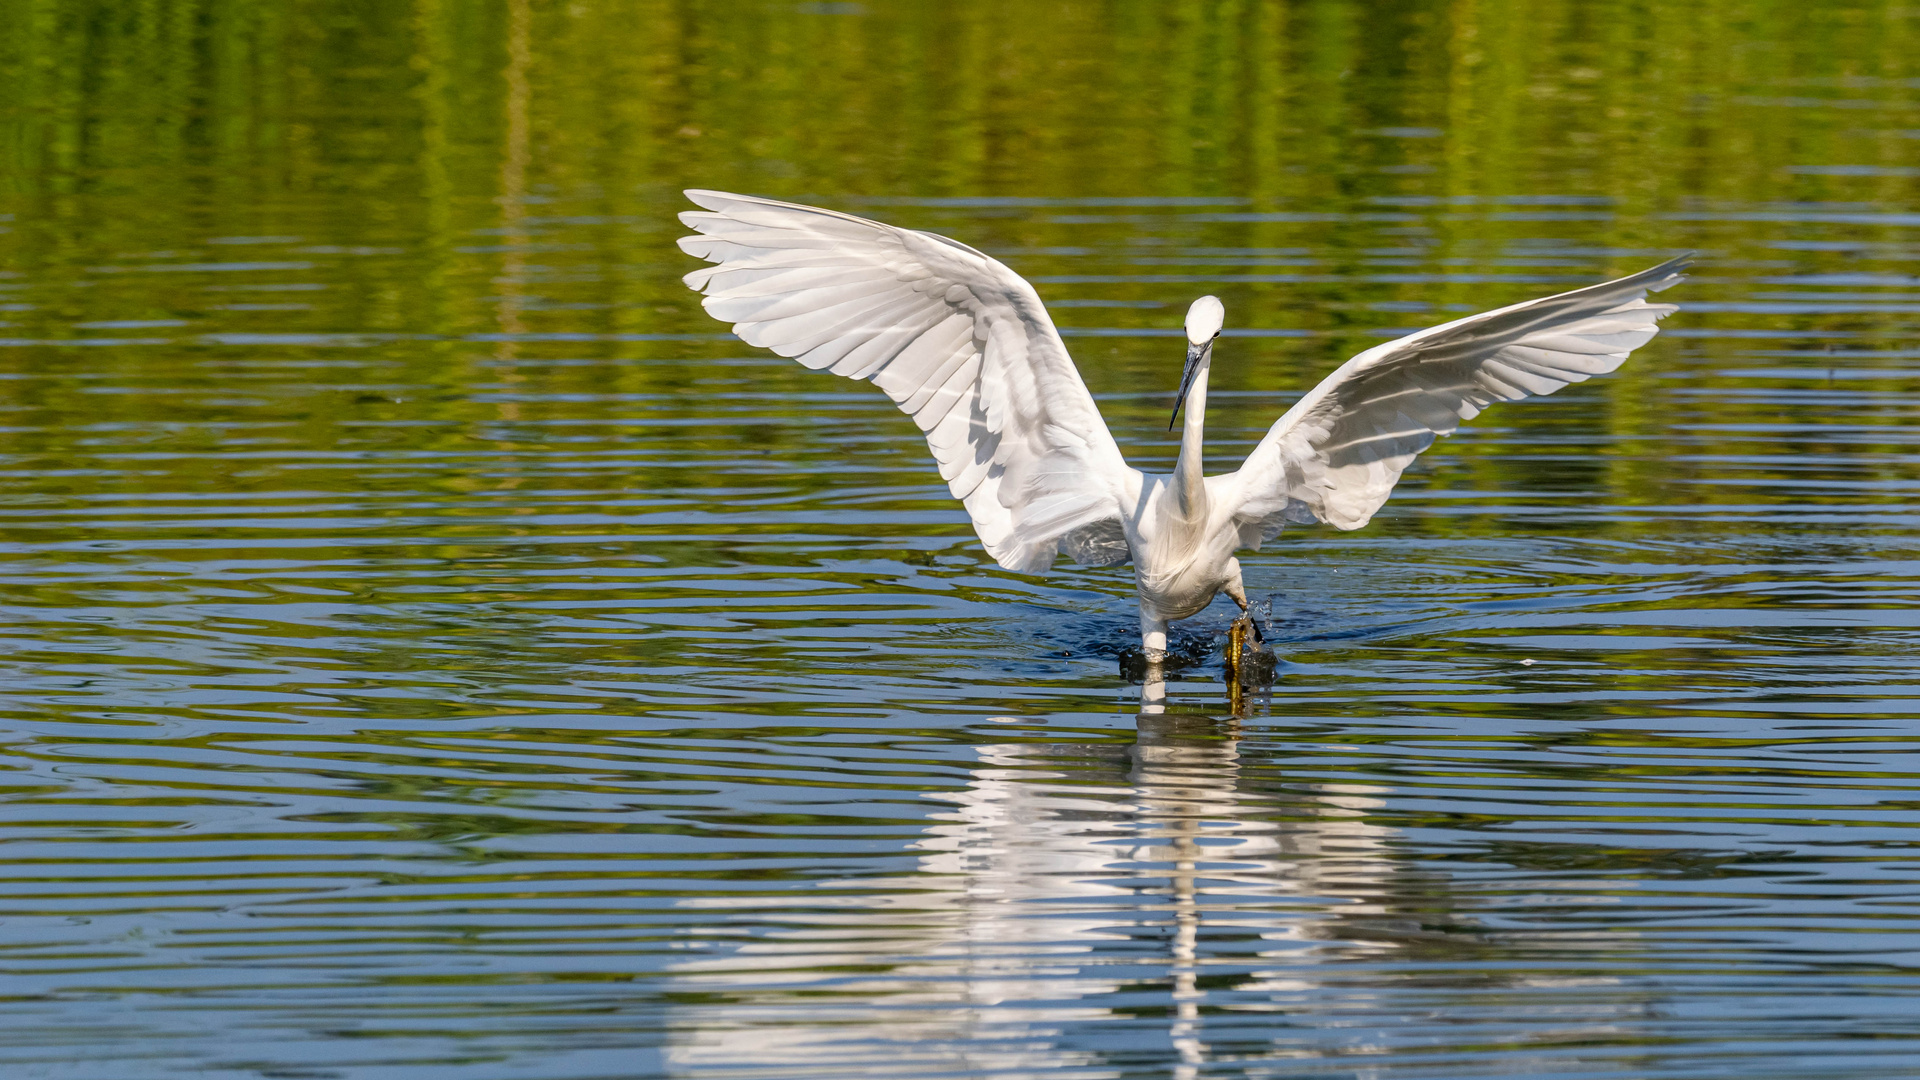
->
(5, 2), (1920, 1077)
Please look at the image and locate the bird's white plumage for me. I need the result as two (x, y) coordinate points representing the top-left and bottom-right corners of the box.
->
(1185, 295), (1224, 344)
(678, 189), (1687, 652)
(1216, 255), (1687, 540)
(677, 189), (1140, 573)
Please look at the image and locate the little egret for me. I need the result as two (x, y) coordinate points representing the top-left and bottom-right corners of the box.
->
(678, 190), (1686, 662)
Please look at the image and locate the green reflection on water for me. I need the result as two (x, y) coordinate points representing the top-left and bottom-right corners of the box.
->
(2, 0), (1917, 526)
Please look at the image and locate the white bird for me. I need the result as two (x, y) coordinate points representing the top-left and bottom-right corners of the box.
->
(678, 190), (1686, 661)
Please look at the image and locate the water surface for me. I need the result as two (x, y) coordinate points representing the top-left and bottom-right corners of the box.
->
(3, 2), (1920, 1077)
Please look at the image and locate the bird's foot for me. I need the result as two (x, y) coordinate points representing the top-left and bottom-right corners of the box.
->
(1118, 630), (1213, 680)
(1118, 647), (1166, 682)
(1224, 614), (1278, 697)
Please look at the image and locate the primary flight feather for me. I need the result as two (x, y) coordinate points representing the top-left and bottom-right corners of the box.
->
(678, 189), (1686, 660)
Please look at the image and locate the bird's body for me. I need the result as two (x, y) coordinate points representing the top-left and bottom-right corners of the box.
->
(678, 190), (1686, 661)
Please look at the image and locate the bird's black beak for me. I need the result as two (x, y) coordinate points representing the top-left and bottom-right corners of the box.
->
(1169, 338), (1212, 430)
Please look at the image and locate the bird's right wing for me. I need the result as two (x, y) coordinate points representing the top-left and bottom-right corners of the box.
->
(678, 190), (1140, 573)
(1217, 256), (1688, 544)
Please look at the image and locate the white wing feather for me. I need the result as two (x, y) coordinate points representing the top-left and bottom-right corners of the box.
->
(678, 190), (1141, 573)
(1219, 255), (1689, 541)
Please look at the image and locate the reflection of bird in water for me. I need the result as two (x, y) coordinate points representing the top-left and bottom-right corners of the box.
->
(662, 713), (1664, 1075)
(663, 713), (1415, 1076)
(679, 190), (1687, 662)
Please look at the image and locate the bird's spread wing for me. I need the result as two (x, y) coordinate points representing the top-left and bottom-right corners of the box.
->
(1217, 255), (1688, 544)
(678, 190), (1140, 573)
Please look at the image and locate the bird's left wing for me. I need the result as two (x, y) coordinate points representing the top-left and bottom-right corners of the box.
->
(678, 190), (1140, 573)
(1215, 255), (1688, 545)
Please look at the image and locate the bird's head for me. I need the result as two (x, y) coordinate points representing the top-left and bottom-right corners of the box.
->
(1171, 295), (1224, 429)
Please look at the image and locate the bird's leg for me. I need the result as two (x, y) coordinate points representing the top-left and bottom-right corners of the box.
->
(1121, 607), (1171, 687)
(1139, 608), (1169, 664)
(1220, 563), (1278, 700)
(1225, 616), (1247, 713)
(1222, 560), (1263, 643)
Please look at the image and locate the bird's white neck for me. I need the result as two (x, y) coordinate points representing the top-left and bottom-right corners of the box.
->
(1172, 359), (1210, 519)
